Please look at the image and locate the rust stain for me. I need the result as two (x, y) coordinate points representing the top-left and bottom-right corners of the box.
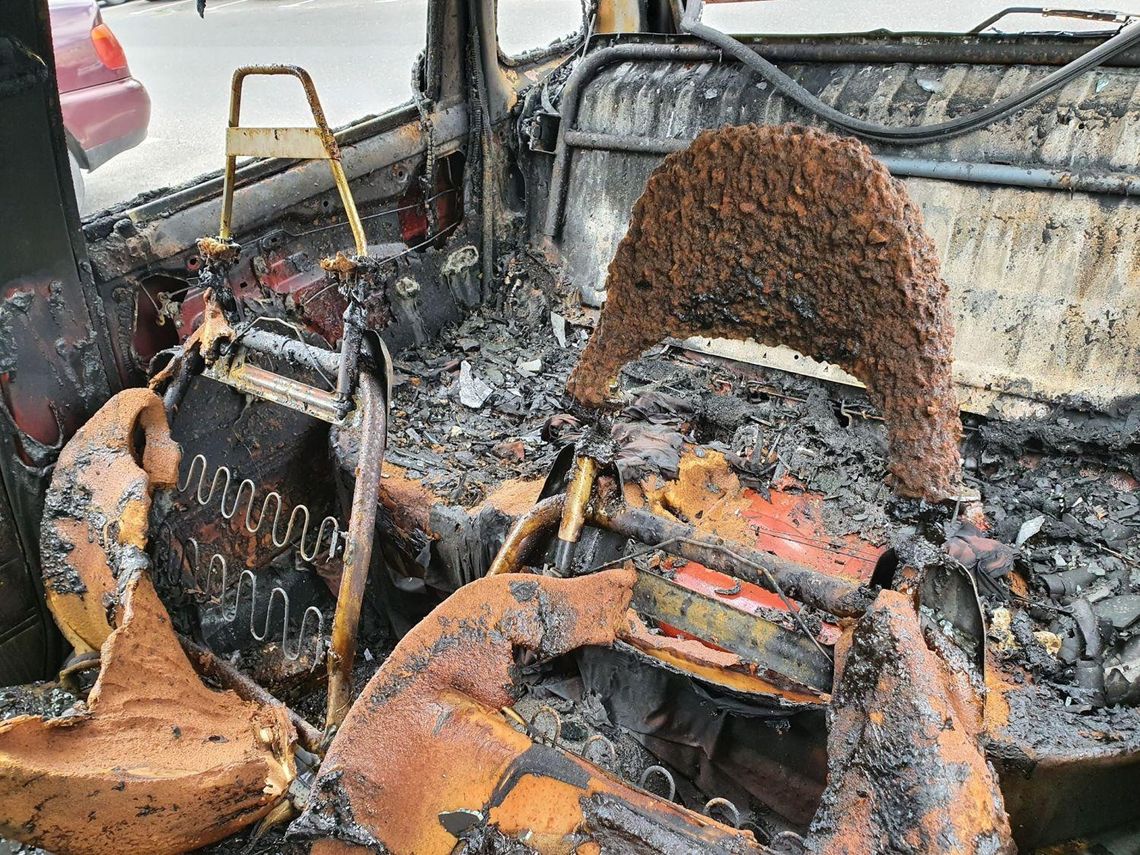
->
(40, 388), (181, 653)
(148, 289), (236, 393)
(983, 655), (1016, 733)
(625, 449), (760, 547)
(0, 574), (296, 855)
(319, 251), (360, 275)
(808, 589), (1012, 854)
(567, 124), (962, 500)
(195, 236), (240, 263)
(294, 569), (761, 853)
(626, 449), (881, 582)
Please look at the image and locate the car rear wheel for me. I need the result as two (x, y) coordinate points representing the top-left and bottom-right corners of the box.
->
(68, 150), (85, 212)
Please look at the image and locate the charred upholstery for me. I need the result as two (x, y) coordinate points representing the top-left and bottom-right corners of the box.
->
(808, 590), (1012, 854)
(39, 388), (181, 653)
(0, 390), (297, 855)
(568, 124), (962, 501)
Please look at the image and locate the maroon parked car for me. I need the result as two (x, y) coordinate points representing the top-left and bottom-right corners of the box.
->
(49, 0), (150, 210)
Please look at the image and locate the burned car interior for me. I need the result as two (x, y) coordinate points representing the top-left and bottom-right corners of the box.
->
(1, 0), (1138, 851)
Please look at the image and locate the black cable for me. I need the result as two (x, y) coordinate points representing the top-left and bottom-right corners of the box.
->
(681, 2), (1140, 144)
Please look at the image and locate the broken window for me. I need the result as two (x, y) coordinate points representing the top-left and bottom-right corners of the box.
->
(701, 0), (1140, 35)
(68, 0), (429, 216)
(496, 0), (585, 59)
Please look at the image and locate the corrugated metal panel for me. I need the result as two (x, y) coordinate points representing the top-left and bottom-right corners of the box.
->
(558, 56), (1140, 413)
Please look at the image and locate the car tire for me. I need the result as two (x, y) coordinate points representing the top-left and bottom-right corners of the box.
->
(102, 0), (131, 6)
(68, 150), (85, 212)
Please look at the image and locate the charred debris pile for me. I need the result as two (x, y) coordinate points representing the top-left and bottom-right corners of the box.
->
(387, 130), (1140, 723)
(385, 240), (1140, 716)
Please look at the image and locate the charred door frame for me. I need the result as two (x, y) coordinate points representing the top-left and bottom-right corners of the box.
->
(0, 0), (121, 683)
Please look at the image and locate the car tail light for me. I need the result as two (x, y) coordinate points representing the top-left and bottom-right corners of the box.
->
(91, 23), (127, 71)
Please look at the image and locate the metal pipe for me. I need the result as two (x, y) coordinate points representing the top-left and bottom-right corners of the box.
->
(877, 155), (1140, 195)
(696, 36), (1140, 67)
(487, 494), (869, 617)
(325, 372), (387, 732)
(680, 0), (1140, 144)
(335, 300), (364, 411)
(553, 456), (598, 573)
(561, 128), (1140, 196)
(487, 494), (567, 576)
(543, 42), (718, 238)
(238, 328), (341, 376)
(179, 636), (323, 754)
(206, 361), (345, 424)
(469, 0), (498, 301)
(590, 505), (872, 617)
(544, 41), (1140, 237)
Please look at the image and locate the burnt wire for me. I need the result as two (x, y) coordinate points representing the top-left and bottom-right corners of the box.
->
(680, 0), (1140, 144)
(231, 315), (337, 390)
(410, 50), (439, 234)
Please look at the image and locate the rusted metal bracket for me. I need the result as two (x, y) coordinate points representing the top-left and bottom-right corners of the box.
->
(219, 65), (366, 256)
(203, 327), (356, 426)
(210, 65), (380, 420)
(631, 570), (833, 693)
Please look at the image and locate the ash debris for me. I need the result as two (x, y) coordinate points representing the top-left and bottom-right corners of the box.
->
(962, 403), (1140, 710)
(385, 247), (899, 544)
(0, 685), (78, 721)
(384, 240), (1140, 723)
(386, 250), (586, 506)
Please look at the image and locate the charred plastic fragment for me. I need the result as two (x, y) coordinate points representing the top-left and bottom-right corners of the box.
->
(567, 124), (963, 501)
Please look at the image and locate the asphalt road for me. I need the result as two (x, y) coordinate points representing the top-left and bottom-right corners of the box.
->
(86, 0), (1140, 214)
(86, 0), (581, 213)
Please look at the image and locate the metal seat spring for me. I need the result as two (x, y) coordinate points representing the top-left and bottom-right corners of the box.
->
(179, 453), (342, 563)
(186, 538), (325, 662)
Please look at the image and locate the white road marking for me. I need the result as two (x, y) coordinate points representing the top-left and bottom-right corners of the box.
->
(145, 0), (195, 16)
